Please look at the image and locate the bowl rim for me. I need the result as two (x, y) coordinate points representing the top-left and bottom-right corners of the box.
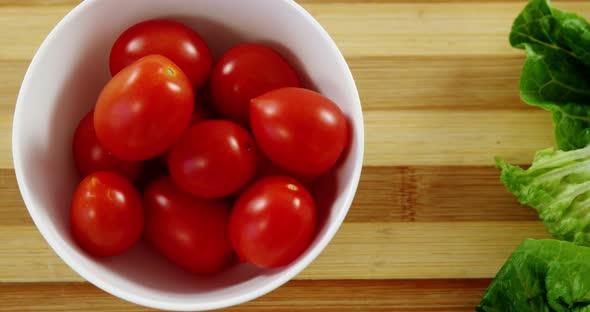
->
(12, 0), (364, 310)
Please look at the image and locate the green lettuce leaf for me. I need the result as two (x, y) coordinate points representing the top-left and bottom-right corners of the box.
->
(510, 0), (590, 67)
(476, 239), (590, 312)
(497, 145), (590, 245)
(518, 43), (590, 106)
(551, 104), (590, 151)
(510, 0), (590, 150)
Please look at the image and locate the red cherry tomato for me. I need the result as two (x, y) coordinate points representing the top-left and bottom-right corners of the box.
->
(230, 176), (316, 268)
(110, 20), (213, 90)
(72, 111), (142, 180)
(70, 172), (144, 257)
(143, 176), (233, 274)
(210, 44), (301, 126)
(95, 55), (194, 161)
(250, 87), (348, 176)
(168, 120), (257, 198)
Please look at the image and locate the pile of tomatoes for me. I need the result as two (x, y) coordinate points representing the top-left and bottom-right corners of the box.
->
(70, 20), (348, 274)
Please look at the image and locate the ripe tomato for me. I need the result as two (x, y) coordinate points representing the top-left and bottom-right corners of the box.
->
(230, 176), (316, 268)
(143, 176), (233, 274)
(250, 87), (348, 176)
(95, 55), (194, 161)
(168, 120), (257, 198)
(110, 20), (213, 90)
(72, 111), (142, 180)
(70, 172), (144, 257)
(210, 44), (301, 126)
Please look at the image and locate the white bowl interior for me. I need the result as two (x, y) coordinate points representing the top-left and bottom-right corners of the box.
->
(12, 0), (363, 310)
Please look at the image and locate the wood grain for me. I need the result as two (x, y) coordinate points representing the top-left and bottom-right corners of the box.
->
(0, 280), (489, 312)
(352, 166), (538, 222)
(0, 61), (26, 168)
(303, 2), (590, 56)
(0, 222), (549, 282)
(364, 109), (553, 166)
(0, 170), (29, 226)
(0, 166), (538, 226)
(0, 6), (70, 60)
(351, 55), (526, 111)
(1, 2), (590, 61)
(0, 0), (78, 5)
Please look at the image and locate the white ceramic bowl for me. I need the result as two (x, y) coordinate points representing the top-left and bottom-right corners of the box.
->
(12, 0), (364, 310)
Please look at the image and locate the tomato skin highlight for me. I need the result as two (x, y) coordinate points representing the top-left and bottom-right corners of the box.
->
(110, 19), (213, 90)
(230, 176), (316, 269)
(73, 111), (142, 180)
(95, 55), (194, 161)
(168, 120), (257, 198)
(143, 176), (233, 274)
(250, 87), (348, 176)
(70, 172), (144, 257)
(210, 44), (301, 126)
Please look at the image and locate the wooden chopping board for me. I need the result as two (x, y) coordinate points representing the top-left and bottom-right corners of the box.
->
(0, 0), (579, 310)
